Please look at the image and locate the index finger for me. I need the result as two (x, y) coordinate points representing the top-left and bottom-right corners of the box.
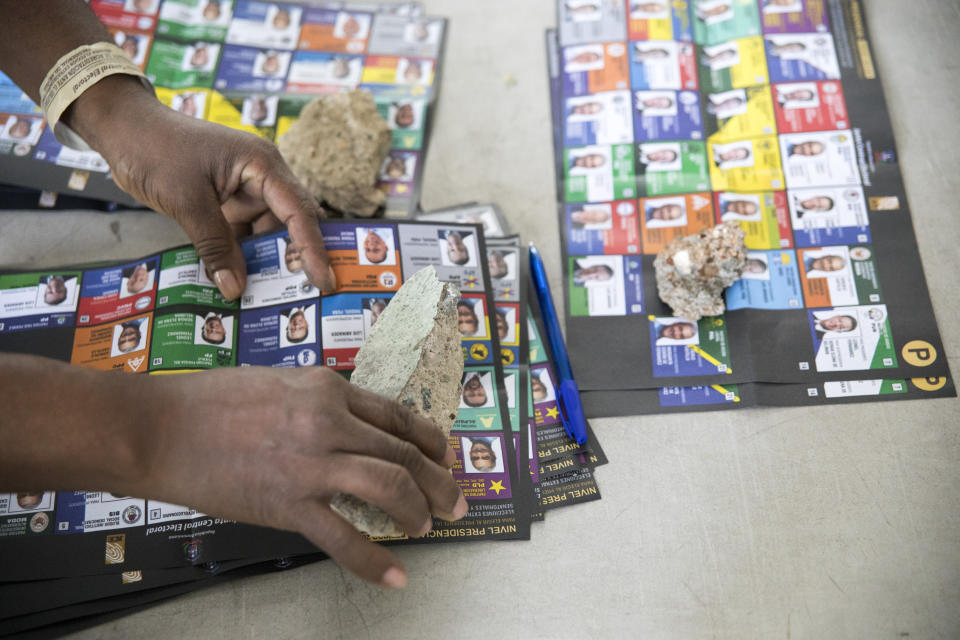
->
(346, 384), (454, 467)
(261, 171), (336, 293)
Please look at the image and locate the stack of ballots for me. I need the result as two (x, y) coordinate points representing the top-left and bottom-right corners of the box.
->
(0, 201), (606, 634)
(545, 0), (952, 416)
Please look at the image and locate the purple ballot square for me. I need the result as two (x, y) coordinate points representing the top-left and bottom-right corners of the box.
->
(632, 89), (703, 142)
(237, 302), (320, 368)
(214, 44), (290, 92)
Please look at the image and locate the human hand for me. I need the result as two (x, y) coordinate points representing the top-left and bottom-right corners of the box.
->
(65, 76), (335, 300)
(138, 366), (468, 587)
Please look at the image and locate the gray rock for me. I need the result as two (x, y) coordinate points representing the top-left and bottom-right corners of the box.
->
(653, 221), (748, 322)
(333, 266), (463, 538)
(277, 90), (391, 217)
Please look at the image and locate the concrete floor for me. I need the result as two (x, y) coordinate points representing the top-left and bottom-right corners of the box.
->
(1, 1), (958, 638)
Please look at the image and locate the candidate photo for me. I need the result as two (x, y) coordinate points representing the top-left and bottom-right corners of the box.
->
(462, 437), (503, 474)
(195, 312), (233, 347)
(119, 261), (155, 299)
(742, 254), (771, 280)
(111, 318), (148, 357)
(495, 306), (517, 344)
(530, 368), (556, 403)
(812, 310), (859, 340)
(654, 318), (699, 346)
(36, 275), (77, 309)
(280, 305), (315, 348)
(638, 143), (682, 171)
(634, 90), (678, 117)
(438, 230), (478, 268)
(644, 197), (688, 228)
(460, 371), (496, 409)
(719, 194), (762, 221)
(357, 228), (397, 266)
(572, 257), (618, 286)
(457, 298), (487, 339)
(241, 95), (278, 126)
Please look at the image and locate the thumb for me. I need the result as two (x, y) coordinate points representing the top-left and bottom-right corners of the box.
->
(179, 194), (248, 301)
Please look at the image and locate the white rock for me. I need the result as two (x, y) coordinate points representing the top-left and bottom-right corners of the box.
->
(332, 266), (463, 538)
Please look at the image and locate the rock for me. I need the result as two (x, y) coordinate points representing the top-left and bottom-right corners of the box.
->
(277, 90), (391, 217)
(653, 221), (748, 321)
(332, 266), (463, 538)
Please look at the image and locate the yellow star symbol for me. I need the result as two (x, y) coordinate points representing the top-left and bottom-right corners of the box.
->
(546, 407), (560, 419)
(489, 480), (505, 495)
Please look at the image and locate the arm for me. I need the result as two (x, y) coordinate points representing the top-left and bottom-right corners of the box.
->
(0, 0), (335, 300)
(0, 354), (467, 587)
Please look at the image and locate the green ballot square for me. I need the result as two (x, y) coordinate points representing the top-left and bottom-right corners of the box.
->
(157, 248), (238, 310)
(453, 367), (502, 431)
(637, 140), (711, 196)
(692, 0), (761, 46)
(149, 310), (237, 370)
(156, 0), (231, 42)
(563, 144), (636, 204)
(146, 39), (220, 89)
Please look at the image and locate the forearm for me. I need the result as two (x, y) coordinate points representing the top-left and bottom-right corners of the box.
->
(0, 354), (153, 494)
(0, 1), (161, 154)
(0, 0), (114, 102)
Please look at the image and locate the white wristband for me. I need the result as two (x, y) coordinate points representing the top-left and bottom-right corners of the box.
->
(39, 42), (155, 151)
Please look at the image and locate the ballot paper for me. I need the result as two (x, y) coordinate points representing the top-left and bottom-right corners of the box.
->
(0, 1), (442, 217)
(545, 0), (953, 411)
(0, 219), (537, 584)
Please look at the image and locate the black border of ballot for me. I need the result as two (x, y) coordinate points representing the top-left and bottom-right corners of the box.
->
(0, 554), (278, 622)
(580, 376), (956, 418)
(0, 219), (530, 581)
(1, 554), (328, 637)
(546, 1), (953, 395)
(485, 235), (537, 526)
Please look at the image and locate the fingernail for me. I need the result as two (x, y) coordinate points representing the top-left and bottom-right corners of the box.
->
(419, 518), (433, 537)
(382, 566), (407, 589)
(442, 444), (456, 468)
(452, 493), (468, 520)
(214, 269), (241, 300)
(323, 265), (337, 293)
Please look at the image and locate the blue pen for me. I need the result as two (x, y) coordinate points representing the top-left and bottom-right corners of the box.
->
(528, 243), (588, 445)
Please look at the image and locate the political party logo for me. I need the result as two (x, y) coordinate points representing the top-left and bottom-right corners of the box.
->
(122, 505), (142, 525)
(297, 349), (317, 366)
(183, 538), (202, 562)
(105, 534), (126, 565)
(380, 272), (398, 288)
(469, 343), (489, 360)
(135, 296), (152, 310)
(29, 512), (49, 533)
(127, 355), (146, 372)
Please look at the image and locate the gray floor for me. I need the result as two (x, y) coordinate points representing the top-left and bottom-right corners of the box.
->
(1, 1), (958, 638)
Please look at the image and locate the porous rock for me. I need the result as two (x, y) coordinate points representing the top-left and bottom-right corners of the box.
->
(277, 90), (391, 217)
(653, 221), (747, 321)
(333, 266), (463, 538)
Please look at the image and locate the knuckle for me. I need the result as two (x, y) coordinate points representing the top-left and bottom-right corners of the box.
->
(308, 366), (343, 389)
(392, 441), (423, 474)
(379, 463), (415, 497)
(389, 403), (415, 439)
(192, 235), (234, 264)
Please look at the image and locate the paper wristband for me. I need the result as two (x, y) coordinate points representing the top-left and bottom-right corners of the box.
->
(39, 42), (155, 151)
